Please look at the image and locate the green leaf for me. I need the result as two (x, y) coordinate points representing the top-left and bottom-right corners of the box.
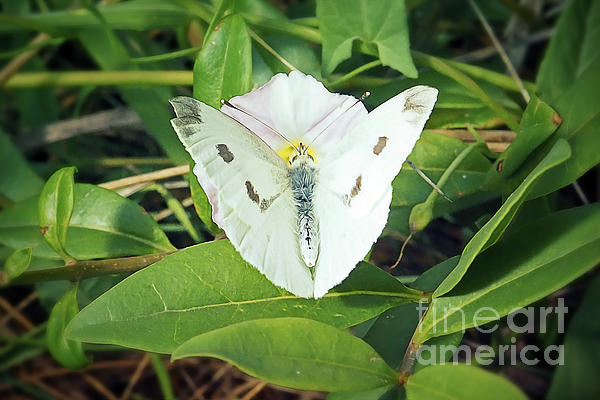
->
(172, 317), (397, 392)
(365, 70), (520, 113)
(527, 0), (600, 197)
(1, 0), (188, 33)
(363, 303), (420, 371)
(426, 107), (503, 130)
(4, 246), (33, 281)
(433, 139), (571, 297)
(409, 141), (487, 232)
(487, 96), (559, 181)
(392, 132), (492, 208)
(38, 167), (76, 261)
(0, 184), (174, 260)
(317, 0), (416, 77)
(409, 256), (459, 293)
(67, 240), (424, 353)
(328, 385), (397, 400)
(149, 183), (200, 242)
(0, 196), (62, 259)
(193, 14), (252, 108)
(67, 184), (175, 257)
(405, 364), (526, 400)
(0, 128), (43, 205)
(416, 202), (600, 342)
(254, 34), (321, 80)
(47, 283), (89, 369)
(547, 273), (600, 399)
(362, 258), (460, 370)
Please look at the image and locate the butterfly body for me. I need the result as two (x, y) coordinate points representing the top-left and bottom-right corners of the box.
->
(289, 154), (319, 268)
(170, 71), (437, 298)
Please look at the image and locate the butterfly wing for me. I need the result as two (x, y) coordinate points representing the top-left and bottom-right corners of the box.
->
(313, 86), (438, 297)
(170, 97), (314, 297)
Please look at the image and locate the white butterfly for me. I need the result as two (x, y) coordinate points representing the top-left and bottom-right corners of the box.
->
(170, 71), (437, 298)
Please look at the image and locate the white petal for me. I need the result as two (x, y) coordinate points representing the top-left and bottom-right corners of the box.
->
(221, 71), (367, 161)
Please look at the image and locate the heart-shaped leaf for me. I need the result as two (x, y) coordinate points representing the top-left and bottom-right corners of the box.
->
(317, 0), (416, 77)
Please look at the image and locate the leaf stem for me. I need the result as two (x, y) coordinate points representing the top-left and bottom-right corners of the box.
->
(399, 302), (431, 383)
(0, 252), (175, 286)
(249, 28), (298, 71)
(327, 59), (382, 89)
(98, 164), (190, 191)
(0, 32), (51, 86)
(149, 353), (176, 400)
(468, 0), (530, 102)
(4, 70), (193, 88)
(131, 46), (203, 63)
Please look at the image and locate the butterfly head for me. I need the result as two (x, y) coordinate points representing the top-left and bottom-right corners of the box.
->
(280, 141), (316, 165)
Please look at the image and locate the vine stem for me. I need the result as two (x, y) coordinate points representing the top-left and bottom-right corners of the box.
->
(0, 251), (175, 286)
(99, 164), (190, 191)
(398, 301), (431, 384)
(468, 0), (531, 103)
(4, 70), (192, 88)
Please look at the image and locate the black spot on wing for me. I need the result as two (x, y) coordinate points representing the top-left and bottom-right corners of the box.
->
(351, 175), (362, 198)
(373, 136), (388, 155)
(171, 116), (203, 140)
(216, 144), (234, 163)
(245, 181), (260, 205)
(170, 96), (203, 118)
(245, 180), (279, 212)
(345, 175), (362, 206)
(403, 93), (427, 114)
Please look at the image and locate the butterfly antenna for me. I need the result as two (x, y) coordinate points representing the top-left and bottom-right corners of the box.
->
(407, 160), (453, 202)
(221, 99), (299, 153)
(305, 91), (370, 150)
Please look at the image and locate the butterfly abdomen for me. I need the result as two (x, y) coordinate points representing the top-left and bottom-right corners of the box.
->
(289, 157), (319, 269)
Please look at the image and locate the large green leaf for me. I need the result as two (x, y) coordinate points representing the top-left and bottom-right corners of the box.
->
(193, 14), (252, 108)
(416, 202), (600, 343)
(316, 0), (416, 77)
(547, 273), (600, 399)
(38, 167), (76, 261)
(67, 240), (424, 353)
(172, 317), (397, 392)
(0, 128), (43, 204)
(47, 283), (89, 369)
(524, 0), (600, 197)
(405, 364), (526, 400)
(433, 139), (571, 297)
(0, 184), (174, 261)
